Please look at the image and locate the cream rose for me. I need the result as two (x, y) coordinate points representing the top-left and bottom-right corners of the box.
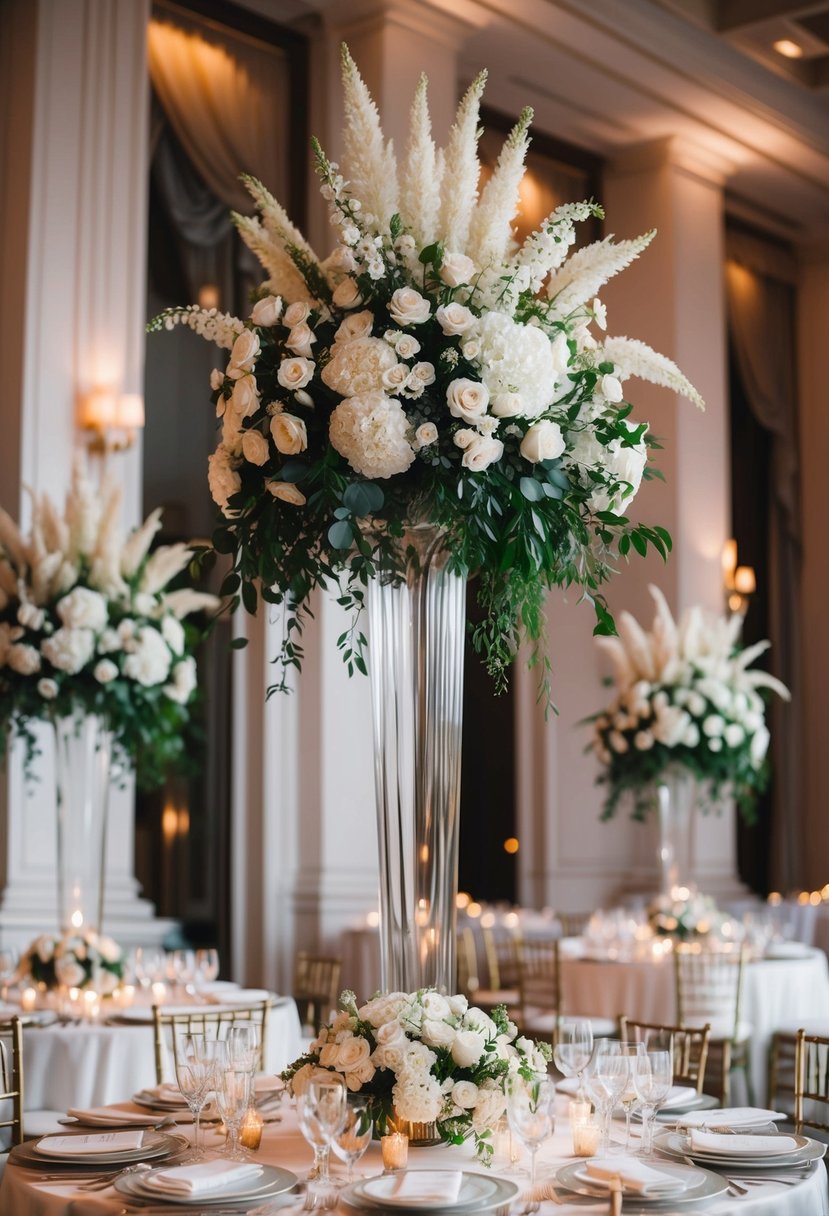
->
(332, 277), (362, 309)
(462, 436), (504, 472)
(94, 658), (119, 684)
(229, 329), (259, 373)
(491, 392), (524, 418)
(382, 364), (409, 392)
(447, 378), (490, 424)
(520, 420), (566, 463)
(388, 287), (430, 327)
(334, 310), (373, 345)
(268, 481), (306, 506)
(231, 375), (259, 418)
(56, 587), (108, 632)
(435, 302), (475, 336)
(453, 428), (477, 450)
(600, 373), (624, 402)
(286, 322), (316, 359)
(415, 422), (438, 448)
(420, 1019), (456, 1049)
(337, 1036), (373, 1070)
(277, 357), (314, 392)
(284, 301), (310, 327)
(242, 429), (270, 466)
(251, 294), (282, 326)
(451, 1030), (486, 1068)
(440, 250), (476, 287)
(270, 413), (308, 455)
(37, 677), (58, 699)
(395, 334), (421, 359)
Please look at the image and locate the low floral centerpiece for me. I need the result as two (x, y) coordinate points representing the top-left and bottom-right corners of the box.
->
(19, 930), (124, 993)
(282, 989), (551, 1161)
(588, 584), (790, 821)
(647, 888), (726, 940)
(0, 458), (220, 784)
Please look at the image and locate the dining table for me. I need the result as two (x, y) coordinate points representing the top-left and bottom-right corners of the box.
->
(2, 1092), (826, 1216)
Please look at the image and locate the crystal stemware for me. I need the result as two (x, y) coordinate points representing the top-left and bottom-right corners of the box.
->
(506, 1073), (556, 1192)
(553, 1019), (593, 1099)
(174, 1034), (225, 1161)
(196, 947), (220, 985)
(631, 1048), (672, 1155)
(297, 1076), (348, 1187)
(331, 1096), (373, 1186)
(217, 1066), (253, 1160)
(585, 1039), (628, 1155)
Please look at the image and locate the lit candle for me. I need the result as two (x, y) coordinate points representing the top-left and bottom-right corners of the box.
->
(20, 987), (38, 1013)
(83, 989), (100, 1021)
(381, 1131), (409, 1171)
(734, 565), (756, 595)
(240, 1107), (263, 1150)
(570, 1099), (600, 1156)
(151, 980), (167, 1003)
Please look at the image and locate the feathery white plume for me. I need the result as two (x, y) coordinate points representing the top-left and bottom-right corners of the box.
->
(240, 174), (319, 264)
(140, 543), (193, 596)
(121, 508), (163, 579)
(0, 508), (26, 569)
(468, 107), (533, 269)
(648, 584), (678, 680)
(437, 71), (487, 252)
(547, 231), (655, 317)
(595, 634), (635, 688)
(617, 608), (657, 682)
(164, 588), (221, 619)
(399, 75), (441, 248)
(601, 336), (705, 410)
(233, 214), (313, 305)
(340, 45), (398, 235)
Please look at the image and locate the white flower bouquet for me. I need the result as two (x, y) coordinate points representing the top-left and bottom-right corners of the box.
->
(0, 460), (220, 785)
(282, 988), (551, 1161)
(588, 585), (790, 820)
(151, 48), (702, 697)
(647, 889), (725, 940)
(19, 929), (123, 992)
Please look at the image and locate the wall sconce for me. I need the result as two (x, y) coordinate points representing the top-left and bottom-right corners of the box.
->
(78, 389), (145, 454)
(722, 538), (756, 617)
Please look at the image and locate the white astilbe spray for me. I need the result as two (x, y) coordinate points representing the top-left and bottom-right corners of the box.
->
(232, 214), (313, 305)
(151, 304), (245, 350)
(399, 75), (441, 251)
(547, 230), (655, 318)
(600, 336), (705, 410)
(468, 106), (533, 269)
(438, 70), (487, 252)
(340, 46), (398, 235)
(240, 174), (319, 266)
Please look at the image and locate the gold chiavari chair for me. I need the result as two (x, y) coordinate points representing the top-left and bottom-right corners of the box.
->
(0, 1018), (23, 1156)
(619, 1015), (711, 1094)
(794, 1028), (829, 1138)
(292, 952), (342, 1037)
(555, 911), (592, 939)
(471, 924), (522, 1014)
(674, 943), (751, 1104)
(456, 926), (480, 998)
(515, 937), (561, 1041)
(152, 999), (272, 1084)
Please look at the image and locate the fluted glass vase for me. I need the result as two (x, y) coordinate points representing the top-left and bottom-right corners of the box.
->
(366, 524), (466, 995)
(53, 712), (112, 935)
(656, 766), (697, 896)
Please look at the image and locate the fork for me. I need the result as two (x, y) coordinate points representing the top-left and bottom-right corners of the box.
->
(77, 1161), (152, 1191)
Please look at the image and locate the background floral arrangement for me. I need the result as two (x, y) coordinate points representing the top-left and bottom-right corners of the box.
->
(647, 889), (725, 940)
(0, 460), (220, 786)
(19, 930), (124, 992)
(282, 988), (551, 1161)
(151, 46), (702, 698)
(589, 584), (790, 820)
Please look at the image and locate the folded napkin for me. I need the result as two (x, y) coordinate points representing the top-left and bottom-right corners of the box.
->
(389, 1171), (464, 1204)
(66, 1105), (161, 1127)
(660, 1085), (699, 1110)
(679, 1107), (786, 1129)
(689, 1130), (800, 1156)
(37, 1131), (145, 1156)
(135, 1083), (188, 1106)
(144, 1160), (262, 1197)
(586, 1157), (682, 1196)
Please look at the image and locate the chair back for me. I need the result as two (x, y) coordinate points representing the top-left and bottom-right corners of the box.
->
(481, 924), (522, 991)
(456, 926), (480, 997)
(516, 938), (561, 1036)
(555, 911), (591, 938)
(674, 944), (745, 1041)
(0, 1018), (23, 1150)
(293, 952), (342, 1036)
(152, 1000), (272, 1084)
(619, 1015), (711, 1094)
(794, 1028), (829, 1136)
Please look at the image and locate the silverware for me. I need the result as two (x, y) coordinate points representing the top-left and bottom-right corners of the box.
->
(77, 1161), (153, 1191)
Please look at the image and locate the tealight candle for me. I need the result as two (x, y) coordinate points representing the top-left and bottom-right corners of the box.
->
(82, 989), (100, 1021)
(151, 980), (167, 1002)
(240, 1107), (263, 1150)
(20, 987), (37, 1013)
(570, 1099), (600, 1156)
(381, 1131), (409, 1171)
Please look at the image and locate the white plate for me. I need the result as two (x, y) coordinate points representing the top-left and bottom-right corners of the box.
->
(556, 1161), (727, 1209)
(345, 1170), (519, 1213)
(655, 1129), (824, 1168)
(33, 1129), (174, 1164)
(571, 1163), (703, 1197)
(117, 1163), (298, 1206)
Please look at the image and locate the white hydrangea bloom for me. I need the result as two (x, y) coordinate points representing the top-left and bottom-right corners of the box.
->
(329, 392), (416, 480)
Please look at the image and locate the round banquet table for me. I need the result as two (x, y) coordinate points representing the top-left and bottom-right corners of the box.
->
(560, 943), (829, 1104)
(20, 995), (303, 1112)
(1, 1095), (826, 1215)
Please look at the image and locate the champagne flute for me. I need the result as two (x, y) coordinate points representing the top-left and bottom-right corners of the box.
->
(175, 1035), (225, 1161)
(553, 1020), (593, 1100)
(631, 1049), (672, 1156)
(617, 1043), (643, 1154)
(217, 1067), (253, 1160)
(506, 1073), (556, 1192)
(297, 1076), (347, 1187)
(331, 1095), (373, 1186)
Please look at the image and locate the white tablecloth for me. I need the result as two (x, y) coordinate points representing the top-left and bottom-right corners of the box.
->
(22, 996), (303, 1111)
(2, 1097), (826, 1215)
(560, 945), (829, 1103)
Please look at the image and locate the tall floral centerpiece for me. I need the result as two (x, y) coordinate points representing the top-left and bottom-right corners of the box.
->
(0, 459), (219, 945)
(588, 584), (790, 893)
(152, 49), (702, 991)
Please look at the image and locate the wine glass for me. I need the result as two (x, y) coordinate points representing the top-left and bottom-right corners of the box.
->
(217, 1067), (253, 1160)
(223, 1022), (261, 1074)
(505, 1073), (556, 1192)
(631, 1049), (672, 1155)
(297, 1076), (347, 1188)
(331, 1095), (373, 1186)
(172, 949), (197, 997)
(174, 1034), (225, 1161)
(617, 1043), (643, 1154)
(585, 1039), (628, 1155)
(196, 947), (220, 985)
(553, 1020), (593, 1099)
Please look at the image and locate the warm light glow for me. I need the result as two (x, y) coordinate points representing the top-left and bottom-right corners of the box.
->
(467, 901), (482, 918)
(366, 910), (380, 928)
(480, 911), (496, 928)
(78, 388), (118, 430)
(21, 987), (38, 1013)
(504, 911), (520, 928)
(456, 892), (471, 909)
(798, 891), (810, 905)
(734, 566), (756, 595)
(198, 283), (221, 310)
(810, 890), (822, 906)
(161, 804), (178, 845)
(503, 837), (519, 854)
(767, 891), (782, 906)
(178, 807), (190, 836)
(70, 909), (84, 930)
(78, 388), (145, 454)
(773, 38), (803, 59)
(721, 538), (738, 578)
(118, 393), (145, 430)
(419, 844), (429, 863)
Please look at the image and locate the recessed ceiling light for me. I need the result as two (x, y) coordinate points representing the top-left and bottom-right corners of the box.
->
(773, 38), (804, 59)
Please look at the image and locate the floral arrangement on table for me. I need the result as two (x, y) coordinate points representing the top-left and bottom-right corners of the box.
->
(18, 929), (124, 993)
(0, 459), (220, 785)
(588, 584), (790, 821)
(150, 47), (703, 699)
(281, 988), (552, 1161)
(647, 888), (726, 940)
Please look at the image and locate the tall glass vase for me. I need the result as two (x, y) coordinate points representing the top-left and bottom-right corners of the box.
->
(366, 524), (466, 994)
(656, 766), (697, 896)
(53, 712), (112, 936)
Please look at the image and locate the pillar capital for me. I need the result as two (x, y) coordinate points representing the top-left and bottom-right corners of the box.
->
(609, 135), (735, 190)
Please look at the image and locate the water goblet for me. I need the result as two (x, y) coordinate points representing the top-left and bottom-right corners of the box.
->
(553, 1020), (593, 1100)
(217, 1067), (253, 1160)
(585, 1039), (628, 1155)
(506, 1073), (556, 1193)
(297, 1075), (348, 1188)
(331, 1096), (373, 1186)
(175, 1034), (226, 1161)
(172, 948), (198, 997)
(223, 1022), (261, 1074)
(631, 1048), (672, 1155)
(617, 1043), (643, 1154)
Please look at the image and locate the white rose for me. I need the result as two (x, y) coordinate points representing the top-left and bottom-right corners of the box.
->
(440, 251), (476, 287)
(270, 414), (308, 455)
(284, 301), (310, 327)
(462, 339), (481, 361)
(332, 277), (363, 310)
(381, 364), (409, 391)
(462, 436), (504, 472)
(231, 375), (259, 418)
(436, 302), (475, 336)
(421, 991), (451, 1020)
(37, 677), (58, 699)
(520, 420), (566, 463)
(322, 336), (398, 397)
(420, 1018), (457, 1048)
(600, 374), (624, 402)
(41, 627), (95, 674)
(750, 724), (770, 765)
(388, 287), (430, 326)
(56, 587), (108, 632)
(334, 310), (373, 345)
(93, 658), (119, 684)
(7, 644), (41, 675)
(374, 1020), (409, 1048)
(277, 357), (315, 392)
(411, 362), (436, 385)
(451, 1030), (486, 1068)
(395, 334), (421, 359)
(251, 295), (282, 327)
(451, 1080), (480, 1109)
(446, 994), (468, 1017)
(447, 378), (490, 424)
(268, 481), (307, 506)
(491, 393), (524, 418)
(285, 322), (316, 359)
(229, 329), (259, 373)
(123, 626), (172, 687)
(415, 423), (438, 448)
(550, 330), (571, 375)
(242, 429), (270, 466)
(337, 1036), (372, 1070)
(723, 723), (745, 748)
(97, 935), (122, 964)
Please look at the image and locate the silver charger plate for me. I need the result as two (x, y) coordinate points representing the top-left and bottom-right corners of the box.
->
(652, 1093), (720, 1122)
(344, 1170), (519, 1213)
(556, 1161), (728, 1210)
(116, 1163), (298, 1207)
(10, 1131), (187, 1171)
(654, 1129), (825, 1167)
(32, 1129), (176, 1164)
